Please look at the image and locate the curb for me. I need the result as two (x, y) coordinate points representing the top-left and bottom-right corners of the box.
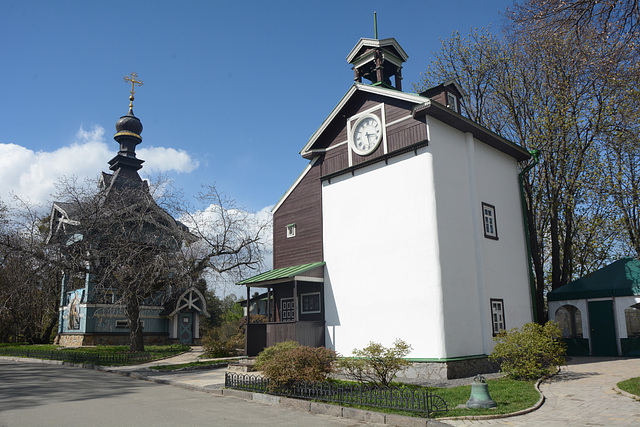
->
(613, 384), (640, 401)
(126, 367), (449, 426)
(3, 356), (548, 426)
(437, 369), (553, 422)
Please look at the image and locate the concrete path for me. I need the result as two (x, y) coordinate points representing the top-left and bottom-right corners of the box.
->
(3, 349), (640, 426)
(440, 357), (640, 427)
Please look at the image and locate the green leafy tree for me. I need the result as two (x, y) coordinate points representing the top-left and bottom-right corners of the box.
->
(489, 321), (566, 381)
(337, 339), (412, 387)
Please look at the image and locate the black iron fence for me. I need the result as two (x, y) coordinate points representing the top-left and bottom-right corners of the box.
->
(225, 372), (448, 417)
(0, 347), (156, 365)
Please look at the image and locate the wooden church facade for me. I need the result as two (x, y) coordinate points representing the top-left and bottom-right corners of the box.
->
(50, 81), (209, 347)
(240, 37), (535, 376)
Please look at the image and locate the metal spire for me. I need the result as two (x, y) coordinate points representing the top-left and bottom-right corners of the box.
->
(374, 12), (378, 39)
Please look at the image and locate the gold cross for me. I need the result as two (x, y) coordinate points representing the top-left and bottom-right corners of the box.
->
(123, 72), (143, 109)
(124, 72), (143, 96)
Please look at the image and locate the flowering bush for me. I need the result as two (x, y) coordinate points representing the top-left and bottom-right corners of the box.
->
(256, 341), (336, 387)
(489, 321), (566, 380)
(337, 339), (412, 387)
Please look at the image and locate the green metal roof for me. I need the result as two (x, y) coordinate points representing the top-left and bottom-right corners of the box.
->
(236, 262), (325, 286)
(547, 258), (640, 301)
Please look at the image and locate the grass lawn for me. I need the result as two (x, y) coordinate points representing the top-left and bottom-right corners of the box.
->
(431, 377), (539, 418)
(617, 377), (640, 397)
(323, 377), (539, 419)
(0, 343), (190, 365)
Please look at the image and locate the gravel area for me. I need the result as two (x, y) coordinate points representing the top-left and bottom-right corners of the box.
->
(330, 371), (506, 388)
(395, 371), (505, 388)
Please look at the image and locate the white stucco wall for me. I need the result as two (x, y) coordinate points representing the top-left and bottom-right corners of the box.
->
(550, 296), (640, 342)
(428, 120), (533, 357)
(322, 149), (447, 358)
(616, 296), (640, 339)
(322, 119), (532, 359)
(548, 299), (590, 339)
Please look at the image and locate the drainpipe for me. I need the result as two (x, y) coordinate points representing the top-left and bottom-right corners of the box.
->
(519, 149), (540, 323)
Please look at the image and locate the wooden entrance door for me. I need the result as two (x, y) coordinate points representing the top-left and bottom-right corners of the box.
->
(588, 300), (618, 356)
(179, 312), (194, 344)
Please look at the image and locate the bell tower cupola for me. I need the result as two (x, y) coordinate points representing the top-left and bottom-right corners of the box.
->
(108, 72), (145, 180)
(346, 14), (408, 90)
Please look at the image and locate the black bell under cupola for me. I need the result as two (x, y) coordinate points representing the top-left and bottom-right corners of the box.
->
(346, 18), (408, 91)
(108, 73), (145, 180)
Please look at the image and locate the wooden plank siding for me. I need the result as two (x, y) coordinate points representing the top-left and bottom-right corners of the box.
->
(273, 94), (428, 269)
(273, 161), (323, 269)
(319, 98), (428, 177)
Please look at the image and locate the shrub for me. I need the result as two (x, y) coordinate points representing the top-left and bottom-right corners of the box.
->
(254, 340), (300, 371)
(257, 342), (336, 387)
(489, 321), (566, 381)
(202, 314), (267, 358)
(337, 339), (412, 387)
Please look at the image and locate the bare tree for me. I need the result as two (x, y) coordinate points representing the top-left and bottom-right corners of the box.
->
(47, 177), (269, 351)
(0, 197), (62, 343)
(181, 184), (270, 294)
(415, 19), (631, 321)
(48, 176), (194, 351)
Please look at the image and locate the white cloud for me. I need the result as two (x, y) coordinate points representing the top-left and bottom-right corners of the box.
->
(0, 125), (199, 209)
(181, 203), (273, 298)
(138, 146), (199, 174)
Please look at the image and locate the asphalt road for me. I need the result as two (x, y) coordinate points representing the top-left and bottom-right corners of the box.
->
(0, 361), (376, 427)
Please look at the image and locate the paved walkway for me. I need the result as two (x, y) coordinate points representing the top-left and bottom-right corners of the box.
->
(105, 346), (231, 390)
(440, 357), (640, 427)
(3, 349), (640, 426)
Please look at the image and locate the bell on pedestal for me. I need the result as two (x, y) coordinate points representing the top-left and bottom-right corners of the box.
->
(466, 375), (497, 409)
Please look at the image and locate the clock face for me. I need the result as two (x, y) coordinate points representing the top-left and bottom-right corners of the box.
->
(352, 114), (382, 155)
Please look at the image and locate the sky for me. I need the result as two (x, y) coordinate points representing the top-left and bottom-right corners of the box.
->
(0, 0), (514, 214)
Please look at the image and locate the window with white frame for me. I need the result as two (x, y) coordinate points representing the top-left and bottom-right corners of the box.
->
(286, 223), (296, 238)
(446, 92), (458, 112)
(490, 299), (505, 335)
(300, 292), (321, 314)
(482, 203), (498, 240)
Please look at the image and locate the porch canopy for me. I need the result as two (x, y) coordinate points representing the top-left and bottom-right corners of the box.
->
(548, 257), (640, 302)
(237, 261), (325, 356)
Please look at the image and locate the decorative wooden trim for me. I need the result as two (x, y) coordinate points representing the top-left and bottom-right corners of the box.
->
(272, 157), (319, 214)
(321, 140), (429, 182)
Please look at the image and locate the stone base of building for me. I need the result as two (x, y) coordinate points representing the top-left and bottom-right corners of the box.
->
(54, 333), (170, 347)
(402, 356), (499, 381)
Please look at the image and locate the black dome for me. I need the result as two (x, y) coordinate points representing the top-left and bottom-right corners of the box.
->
(115, 111), (143, 136)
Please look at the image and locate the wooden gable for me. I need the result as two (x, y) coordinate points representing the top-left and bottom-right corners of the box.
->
(302, 87), (429, 180)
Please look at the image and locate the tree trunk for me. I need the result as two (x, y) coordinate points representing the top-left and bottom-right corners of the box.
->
(39, 315), (58, 344)
(126, 296), (144, 352)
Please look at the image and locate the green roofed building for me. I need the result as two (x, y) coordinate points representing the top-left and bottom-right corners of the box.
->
(547, 258), (640, 357)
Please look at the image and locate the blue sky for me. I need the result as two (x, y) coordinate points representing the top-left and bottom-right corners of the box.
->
(1, 0), (513, 213)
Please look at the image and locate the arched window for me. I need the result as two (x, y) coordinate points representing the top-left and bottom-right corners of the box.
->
(624, 303), (640, 337)
(555, 305), (583, 338)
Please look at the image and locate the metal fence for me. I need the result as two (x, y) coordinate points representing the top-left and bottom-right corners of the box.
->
(225, 372), (448, 417)
(0, 347), (156, 365)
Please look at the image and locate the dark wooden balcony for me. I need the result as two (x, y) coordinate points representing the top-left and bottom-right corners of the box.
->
(245, 321), (325, 356)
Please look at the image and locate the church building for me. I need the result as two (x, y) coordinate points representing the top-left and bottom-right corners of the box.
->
(49, 75), (209, 346)
(239, 36), (535, 377)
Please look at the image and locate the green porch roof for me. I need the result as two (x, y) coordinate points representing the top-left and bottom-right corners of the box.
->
(236, 262), (325, 286)
(547, 258), (640, 301)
